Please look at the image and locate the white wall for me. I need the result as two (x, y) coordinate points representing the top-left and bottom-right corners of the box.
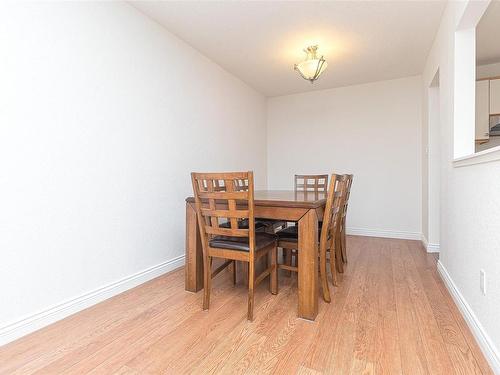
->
(427, 75), (441, 250)
(267, 76), (422, 239)
(0, 2), (267, 343)
(423, 1), (500, 371)
(422, 103), (429, 243)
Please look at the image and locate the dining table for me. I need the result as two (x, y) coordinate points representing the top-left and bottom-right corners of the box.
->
(184, 190), (327, 321)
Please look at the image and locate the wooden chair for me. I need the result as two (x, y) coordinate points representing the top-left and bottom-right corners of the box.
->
(294, 174), (329, 192)
(339, 174), (353, 265)
(282, 174), (329, 271)
(277, 174), (347, 302)
(191, 171), (278, 321)
(217, 177), (283, 233)
(214, 178), (249, 192)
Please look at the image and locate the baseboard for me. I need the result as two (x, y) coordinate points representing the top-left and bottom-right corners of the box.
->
(426, 243), (440, 253)
(346, 227), (422, 240)
(0, 254), (185, 347)
(437, 260), (500, 374)
(421, 235), (440, 253)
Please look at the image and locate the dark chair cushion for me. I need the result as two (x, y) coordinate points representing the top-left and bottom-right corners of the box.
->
(277, 221), (323, 241)
(209, 232), (277, 252)
(219, 219), (267, 230)
(276, 225), (298, 240)
(256, 219), (286, 228)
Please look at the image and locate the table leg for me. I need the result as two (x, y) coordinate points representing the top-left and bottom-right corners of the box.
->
(185, 201), (203, 292)
(298, 208), (319, 320)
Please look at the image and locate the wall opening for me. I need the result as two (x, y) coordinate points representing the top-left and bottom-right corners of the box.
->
(475, 1), (500, 152)
(453, 0), (491, 159)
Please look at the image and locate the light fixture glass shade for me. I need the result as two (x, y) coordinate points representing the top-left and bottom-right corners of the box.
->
(294, 45), (327, 83)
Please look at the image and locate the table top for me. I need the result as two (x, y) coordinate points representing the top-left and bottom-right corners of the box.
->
(186, 190), (327, 209)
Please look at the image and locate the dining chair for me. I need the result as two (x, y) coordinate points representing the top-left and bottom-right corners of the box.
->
(277, 174), (347, 302)
(214, 178), (248, 192)
(217, 178), (284, 233)
(191, 171), (278, 321)
(294, 174), (329, 192)
(339, 174), (354, 265)
(282, 174), (329, 271)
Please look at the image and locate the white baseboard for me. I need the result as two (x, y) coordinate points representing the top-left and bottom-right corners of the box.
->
(421, 235), (440, 253)
(426, 243), (440, 253)
(346, 227), (422, 240)
(0, 254), (185, 347)
(437, 260), (500, 374)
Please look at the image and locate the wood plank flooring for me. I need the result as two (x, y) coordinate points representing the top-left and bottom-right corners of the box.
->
(0, 236), (493, 374)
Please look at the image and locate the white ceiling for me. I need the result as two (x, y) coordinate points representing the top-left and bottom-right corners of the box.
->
(131, 1), (446, 97)
(477, 0), (500, 66)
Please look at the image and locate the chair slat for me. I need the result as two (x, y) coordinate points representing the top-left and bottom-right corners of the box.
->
(193, 172), (250, 180)
(200, 208), (249, 219)
(198, 191), (248, 200)
(204, 224), (249, 237)
(206, 179), (219, 229)
(224, 179), (239, 230)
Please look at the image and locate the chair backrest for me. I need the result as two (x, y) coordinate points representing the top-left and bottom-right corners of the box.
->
(213, 178), (249, 192)
(340, 174), (354, 226)
(191, 172), (255, 252)
(319, 174), (347, 254)
(294, 174), (329, 193)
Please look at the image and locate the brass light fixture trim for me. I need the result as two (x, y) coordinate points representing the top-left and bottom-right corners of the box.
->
(294, 45), (327, 83)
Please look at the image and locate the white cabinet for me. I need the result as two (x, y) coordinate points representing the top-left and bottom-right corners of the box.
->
(476, 80), (490, 140)
(490, 79), (500, 115)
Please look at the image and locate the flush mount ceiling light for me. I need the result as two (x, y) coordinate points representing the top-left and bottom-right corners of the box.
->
(294, 45), (327, 83)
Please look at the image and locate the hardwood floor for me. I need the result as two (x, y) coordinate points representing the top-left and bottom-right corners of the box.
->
(0, 236), (493, 374)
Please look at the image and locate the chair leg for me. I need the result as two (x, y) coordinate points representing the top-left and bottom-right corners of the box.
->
(203, 256), (211, 310)
(242, 262), (249, 286)
(293, 250), (298, 268)
(320, 246), (331, 303)
(284, 248), (292, 277)
(329, 249), (338, 286)
(247, 261), (255, 321)
(335, 234), (344, 273)
(270, 247), (278, 295)
(341, 228), (347, 263)
(232, 260), (237, 285)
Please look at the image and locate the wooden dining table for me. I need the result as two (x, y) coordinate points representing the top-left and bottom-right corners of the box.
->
(184, 190), (326, 321)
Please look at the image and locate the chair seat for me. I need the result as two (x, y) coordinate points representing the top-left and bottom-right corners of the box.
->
(256, 219), (286, 229)
(276, 225), (298, 240)
(209, 232), (277, 252)
(277, 221), (323, 241)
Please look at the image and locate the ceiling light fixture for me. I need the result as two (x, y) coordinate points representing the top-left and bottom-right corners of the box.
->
(294, 45), (327, 83)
